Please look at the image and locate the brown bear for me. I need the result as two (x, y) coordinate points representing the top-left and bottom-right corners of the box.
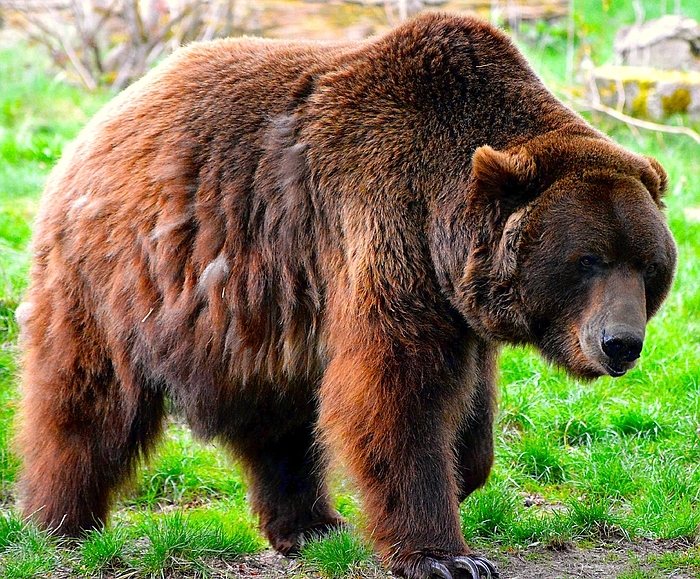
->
(17, 12), (676, 579)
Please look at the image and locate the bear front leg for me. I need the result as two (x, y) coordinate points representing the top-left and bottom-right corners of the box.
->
(319, 339), (498, 579)
(456, 342), (497, 503)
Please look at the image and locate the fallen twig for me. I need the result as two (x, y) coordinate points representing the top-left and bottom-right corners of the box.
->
(566, 94), (700, 146)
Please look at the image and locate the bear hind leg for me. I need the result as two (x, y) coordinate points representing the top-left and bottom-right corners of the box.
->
(19, 340), (165, 536)
(234, 418), (344, 555)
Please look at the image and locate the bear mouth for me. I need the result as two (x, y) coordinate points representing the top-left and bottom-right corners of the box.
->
(601, 361), (629, 378)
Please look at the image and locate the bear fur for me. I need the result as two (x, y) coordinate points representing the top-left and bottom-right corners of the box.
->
(17, 12), (676, 579)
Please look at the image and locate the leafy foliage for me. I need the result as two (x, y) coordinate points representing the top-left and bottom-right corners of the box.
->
(5, 0), (259, 91)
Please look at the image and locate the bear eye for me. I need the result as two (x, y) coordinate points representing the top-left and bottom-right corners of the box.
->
(579, 256), (597, 268)
(645, 263), (658, 276)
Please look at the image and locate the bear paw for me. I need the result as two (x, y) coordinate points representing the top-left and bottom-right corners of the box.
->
(397, 553), (499, 579)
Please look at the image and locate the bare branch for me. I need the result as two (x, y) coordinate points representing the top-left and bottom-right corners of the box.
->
(3, 0), (249, 90)
(577, 98), (700, 146)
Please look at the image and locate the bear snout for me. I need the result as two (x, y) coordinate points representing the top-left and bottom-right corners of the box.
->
(579, 315), (646, 378)
(576, 267), (649, 377)
(579, 321), (645, 377)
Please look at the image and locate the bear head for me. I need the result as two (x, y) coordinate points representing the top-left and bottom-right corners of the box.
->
(456, 129), (677, 379)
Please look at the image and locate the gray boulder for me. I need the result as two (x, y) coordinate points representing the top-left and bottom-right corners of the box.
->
(614, 15), (700, 72)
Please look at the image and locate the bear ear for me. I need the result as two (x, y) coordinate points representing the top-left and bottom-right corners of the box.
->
(472, 145), (538, 204)
(641, 156), (668, 208)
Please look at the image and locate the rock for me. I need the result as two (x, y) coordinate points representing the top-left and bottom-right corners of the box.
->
(589, 65), (700, 121)
(588, 16), (700, 121)
(614, 15), (700, 72)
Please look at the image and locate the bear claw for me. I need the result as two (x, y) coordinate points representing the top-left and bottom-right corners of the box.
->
(457, 555), (499, 578)
(428, 559), (453, 579)
(453, 556), (480, 577)
(426, 555), (499, 579)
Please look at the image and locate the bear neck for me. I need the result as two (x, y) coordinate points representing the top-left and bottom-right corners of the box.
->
(429, 179), (529, 344)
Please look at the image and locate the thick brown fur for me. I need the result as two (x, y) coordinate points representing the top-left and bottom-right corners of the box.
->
(17, 13), (676, 578)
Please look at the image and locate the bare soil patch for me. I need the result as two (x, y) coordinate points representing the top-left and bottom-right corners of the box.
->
(191, 538), (697, 579)
(492, 538), (695, 578)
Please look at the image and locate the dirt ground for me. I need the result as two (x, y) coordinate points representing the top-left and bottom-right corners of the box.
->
(209, 538), (697, 579)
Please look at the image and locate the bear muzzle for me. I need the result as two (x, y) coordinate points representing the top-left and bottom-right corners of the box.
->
(579, 270), (647, 378)
(580, 322), (645, 378)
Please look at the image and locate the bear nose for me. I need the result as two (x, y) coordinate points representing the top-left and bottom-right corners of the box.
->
(601, 329), (644, 363)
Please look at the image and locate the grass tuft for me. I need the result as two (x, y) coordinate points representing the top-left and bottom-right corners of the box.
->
(0, 521), (58, 579)
(134, 430), (247, 509)
(652, 546), (700, 576)
(577, 444), (641, 500)
(516, 433), (568, 483)
(78, 526), (130, 576)
(568, 498), (626, 540)
(301, 529), (374, 578)
(461, 481), (519, 541)
(136, 510), (261, 576)
(609, 404), (666, 438)
(0, 513), (23, 552)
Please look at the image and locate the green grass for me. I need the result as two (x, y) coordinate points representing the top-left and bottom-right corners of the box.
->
(78, 526), (131, 576)
(652, 546), (700, 576)
(0, 519), (59, 579)
(0, 513), (23, 550)
(1, 1), (699, 576)
(136, 510), (262, 576)
(302, 530), (374, 578)
(0, 509), (263, 578)
(460, 480), (521, 540)
(131, 427), (248, 509)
